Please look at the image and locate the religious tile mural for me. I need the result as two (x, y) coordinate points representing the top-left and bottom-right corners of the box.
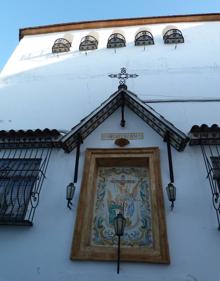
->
(91, 166), (153, 248)
(71, 148), (170, 263)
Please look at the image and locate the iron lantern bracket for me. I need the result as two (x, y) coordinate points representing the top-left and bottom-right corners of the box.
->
(164, 131), (174, 183)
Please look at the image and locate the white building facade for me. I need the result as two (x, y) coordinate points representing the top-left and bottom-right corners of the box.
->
(0, 13), (220, 281)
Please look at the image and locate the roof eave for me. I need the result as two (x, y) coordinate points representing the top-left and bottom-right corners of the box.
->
(19, 13), (220, 40)
(61, 87), (189, 152)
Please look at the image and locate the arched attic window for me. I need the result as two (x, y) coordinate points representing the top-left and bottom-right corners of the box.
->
(52, 38), (72, 53)
(79, 35), (98, 51)
(135, 30), (154, 46)
(107, 33), (126, 48)
(163, 27), (184, 44)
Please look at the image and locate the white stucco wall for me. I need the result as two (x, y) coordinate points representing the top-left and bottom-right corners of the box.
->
(0, 19), (219, 281)
(0, 108), (218, 281)
(0, 20), (220, 131)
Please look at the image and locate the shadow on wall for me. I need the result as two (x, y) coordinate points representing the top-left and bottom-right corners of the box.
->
(1, 21), (220, 85)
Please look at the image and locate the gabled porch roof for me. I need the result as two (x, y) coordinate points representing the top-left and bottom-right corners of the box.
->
(61, 86), (189, 152)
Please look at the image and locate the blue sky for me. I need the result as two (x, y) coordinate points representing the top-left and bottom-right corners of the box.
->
(0, 1), (220, 70)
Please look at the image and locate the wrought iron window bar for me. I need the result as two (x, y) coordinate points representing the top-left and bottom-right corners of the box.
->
(107, 33), (126, 48)
(52, 38), (71, 53)
(201, 145), (220, 229)
(135, 30), (154, 46)
(189, 124), (220, 229)
(79, 35), (98, 51)
(163, 29), (184, 44)
(0, 147), (52, 226)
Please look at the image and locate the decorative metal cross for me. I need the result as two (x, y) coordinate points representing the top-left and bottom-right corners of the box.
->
(108, 67), (139, 85)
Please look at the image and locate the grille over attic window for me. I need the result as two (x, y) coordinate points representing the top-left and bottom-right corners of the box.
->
(52, 38), (71, 53)
(79, 35), (98, 51)
(135, 30), (154, 46)
(163, 29), (184, 44)
(107, 33), (126, 48)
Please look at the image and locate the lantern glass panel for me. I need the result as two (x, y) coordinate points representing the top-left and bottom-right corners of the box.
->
(166, 183), (176, 202)
(113, 213), (126, 236)
(66, 183), (75, 200)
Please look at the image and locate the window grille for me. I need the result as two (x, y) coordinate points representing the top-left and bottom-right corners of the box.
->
(163, 29), (184, 44)
(107, 33), (126, 48)
(211, 156), (220, 181)
(0, 148), (52, 226)
(52, 38), (71, 53)
(201, 145), (220, 229)
(135, 30), (154, 46)
(79, 35), (98, 51)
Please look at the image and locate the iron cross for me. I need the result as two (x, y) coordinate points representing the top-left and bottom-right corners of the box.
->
(109, 67), (139, 85)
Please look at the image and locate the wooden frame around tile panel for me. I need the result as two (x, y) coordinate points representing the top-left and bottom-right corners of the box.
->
(71, 147), (170, 264)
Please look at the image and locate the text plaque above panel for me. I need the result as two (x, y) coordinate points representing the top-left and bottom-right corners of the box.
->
(101, 132), (144, 140)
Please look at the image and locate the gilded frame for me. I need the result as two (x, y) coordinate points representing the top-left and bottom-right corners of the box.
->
(71, 148), (170, 263)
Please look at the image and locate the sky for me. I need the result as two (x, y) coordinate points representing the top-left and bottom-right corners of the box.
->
(0, 1), (220, 70)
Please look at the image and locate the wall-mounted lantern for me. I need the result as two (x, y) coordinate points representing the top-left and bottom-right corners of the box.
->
(113, 213), (126, 274)
(66, 182), (76, 209)
(166, 182), (176, 210)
